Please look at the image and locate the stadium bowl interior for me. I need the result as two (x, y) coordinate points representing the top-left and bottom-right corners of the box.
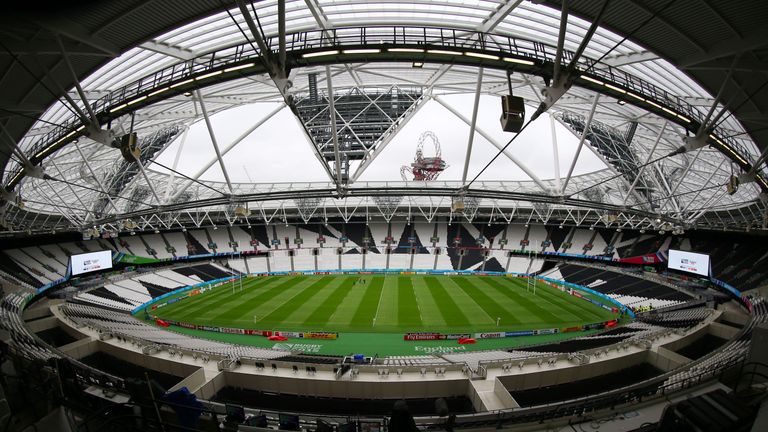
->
(1, 0), (768, 431)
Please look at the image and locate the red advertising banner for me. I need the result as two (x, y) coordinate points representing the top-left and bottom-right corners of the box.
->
(244, 329), (272, 336)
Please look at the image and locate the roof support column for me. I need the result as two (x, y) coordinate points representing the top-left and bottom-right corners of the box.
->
(72, 140), (120, 214)
(561, 95), (600, 194)
(678, 158), (727, 215)
(325, 65), (343, 188)
(549, 114), (562, 191)
(55, 34), (100, 127)
(196, 89), (234, 194)
(169, 103), (284, 203)
(622, 121), (667, 206)
(48, 158), (94, 221)
(278, 0), (286, 73)
(669, 147), (703, 198)
(164, 127), (189, 203)
(462, 67), (484, 186)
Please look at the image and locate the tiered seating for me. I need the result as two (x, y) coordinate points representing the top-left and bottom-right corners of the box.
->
(528, 225), (552, 253)
(227, 259), (248, 274)
(270, 250), (293, 271)
(163, 232), (188, 256)
(135, 272), (183, 290)
(247, 256), (269, 272)
(0, 252), (44, 287)
(143, 233), (172, 259)
(558, 264), (691, 301)
(172, 264), (233, 281)
(388, 252), (410, 269)
(188, 229), (212, 253)
(208, 227), (234, 252)
(155, 269), (200, 286)
(74, 290), (136, 312)
(104, 281), (152, 305)
(442, 349), (556, 370)
(5, 249), (59, 281)
(0, 293), (58, 360)
(317, 250), (339, 271)
(412, 253), (434, 270)
(293, 249), (315, 271)
(379, 355), (449, 366)
(365, 252), (387, 269)
(638, 307), (712, 328)
(61, 303), (286, 360)
(37, 245), (70, 271)
(607, 294), (682, 310)
(123, 235), (147, 256)
(341, 251), (363, 270)
(230, 226), (254, 252)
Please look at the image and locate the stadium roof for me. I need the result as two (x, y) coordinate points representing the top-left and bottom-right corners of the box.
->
(1, 0), (767, 235)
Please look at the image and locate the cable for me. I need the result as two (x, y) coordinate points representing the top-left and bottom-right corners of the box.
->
(571, 150), (679, 197)
(46, 177), (154, 209)
(149, 159), (230, 198)
(465, 116), (537, 189)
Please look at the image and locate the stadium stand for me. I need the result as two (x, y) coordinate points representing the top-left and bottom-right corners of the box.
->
(60, 303), (287, 360)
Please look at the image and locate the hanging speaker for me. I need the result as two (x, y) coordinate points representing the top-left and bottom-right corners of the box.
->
(118, 132), (140, 162)
(500, 95), (525, 132)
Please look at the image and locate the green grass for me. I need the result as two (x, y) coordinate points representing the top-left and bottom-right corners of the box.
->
(149, 274), (617, 334)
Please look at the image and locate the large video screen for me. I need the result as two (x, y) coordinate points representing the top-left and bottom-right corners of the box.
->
(70, 250), (113, 276)
(667, 249), (710, 277)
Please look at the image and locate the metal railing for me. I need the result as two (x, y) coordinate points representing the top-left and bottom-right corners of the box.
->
(9, 25), (756, 189)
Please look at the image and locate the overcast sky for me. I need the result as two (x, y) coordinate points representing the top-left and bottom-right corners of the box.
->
(150, 93), (607, 184)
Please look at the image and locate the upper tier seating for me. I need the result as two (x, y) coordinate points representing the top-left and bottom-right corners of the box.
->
(558, 264), (691, 301)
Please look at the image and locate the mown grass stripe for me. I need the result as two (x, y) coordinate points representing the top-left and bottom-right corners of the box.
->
(203, 276), (308, 322)
(302, 277), (358, 327)
(424, 276), (471, 327)
(506, 278), (611, 322)
(256, 276), (336, 325)
(515, 283), (584, 321)
(480, 277), (563, 323)
(411, 277), (447, 327)
(349, 277), (384, 328)
(452, 277), (525, 326)
(165, 276), (266, 316)
(164, 277), (286, 322)
(531, 283), (606, 321)
(397, 277), (422, 326)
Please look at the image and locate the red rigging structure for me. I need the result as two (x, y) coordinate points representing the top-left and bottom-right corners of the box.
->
(400, 131), (448, 181)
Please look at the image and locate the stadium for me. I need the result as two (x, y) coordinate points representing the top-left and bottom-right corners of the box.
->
(0, 0), (767, 431)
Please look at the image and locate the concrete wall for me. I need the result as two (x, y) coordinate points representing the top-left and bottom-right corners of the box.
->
(218, 370), (469, 399)
(497, 351), (647, 391)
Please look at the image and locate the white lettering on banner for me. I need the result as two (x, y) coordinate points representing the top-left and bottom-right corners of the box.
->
(414, 346), (466, 353)
(474, 332), (505, 339)
(272, 343), (322, 353)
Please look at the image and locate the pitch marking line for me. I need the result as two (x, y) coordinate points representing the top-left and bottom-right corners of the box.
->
(372, 276), (388, 327)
